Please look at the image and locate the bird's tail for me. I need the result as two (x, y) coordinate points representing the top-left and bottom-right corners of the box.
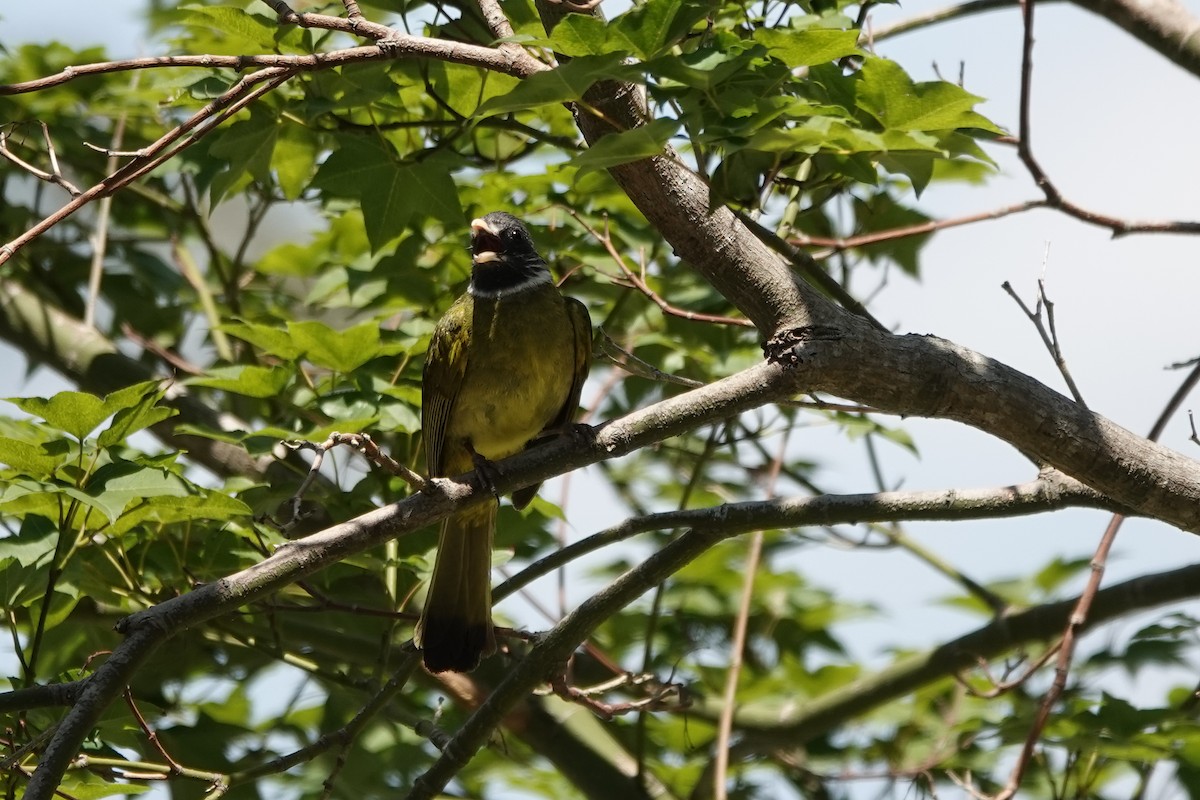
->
(414, 502), (498, 673)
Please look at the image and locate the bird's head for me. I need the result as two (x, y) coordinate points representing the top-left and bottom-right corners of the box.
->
(467, 211), (552, 298)
(470, 212), (540, 268)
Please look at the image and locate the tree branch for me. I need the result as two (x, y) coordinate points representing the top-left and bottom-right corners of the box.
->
(713, 557), (1200, 749)
(868, 0), (1200, 80)
(1069, 0), (1200, 78)
(495, 474), (1120, 601)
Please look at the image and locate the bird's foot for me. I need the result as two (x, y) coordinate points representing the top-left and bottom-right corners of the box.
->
(467, 445), (503, 501)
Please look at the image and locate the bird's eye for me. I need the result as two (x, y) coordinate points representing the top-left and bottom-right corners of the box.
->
(503, 229), (520, 241)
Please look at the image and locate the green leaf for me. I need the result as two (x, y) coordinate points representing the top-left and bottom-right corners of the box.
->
(748, 116), (885, 155)
(221, 321), (304, 360)
(56, 772), (152, 800)
(404, 157), (465, 230)
(272, 123), (318, 201)
(0, 477), (111, 525)
(648, 45), (759, 92)
(186, 365), (294, 398)
(288, 319), (382, 372)
(313, 136), (396, 197)
(6, 381), (164, 441)
(476, 54), (627, 117)
(0, 515), (57, 568)
(314, 139), (462, 252)
(613, 0), (710, 59)
(615, 0), (682, 58)
(856, 57), (1003, 133)
(179, 5), (281, 54)
(549, 15), (628, 57)
(84, 460), (192, 523)
(103, 491), (252, 539)
(753, 28), (860, 68)
(0, 437), (71, 478)
(209, 107), (281, 203)
(359, 162), (413, 253)
(98, 385), (175, 448)
(572, 119), (681, 177)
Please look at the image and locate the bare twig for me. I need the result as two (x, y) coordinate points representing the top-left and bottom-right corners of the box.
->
(713, 428), (788, 799)
(868, 0), (1060, 42)
(1008, 0), (1200, 237)
(123, 689), (183, 775)
(546, 673), (687, 720)
(568, 211), (754, 328)
(276, 433), (426, 529)
(0, 125), (82, 196)
(1, 67), (294, 266)
(791, 199), (1045, 253)
(597, 331), (704, 388)
(1001, 276), (1087, 406)
(475, 0), (517, 41)
(212, 654), (422, 796)
(957, 641), (1062, 698)
(84, 82), (133, 329)
(734, 209), (889, 331)
(259, 0), (393, 40)
(340, 0), (365, 24)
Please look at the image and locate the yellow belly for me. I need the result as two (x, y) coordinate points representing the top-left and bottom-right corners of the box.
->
(444, 288), (574, 465)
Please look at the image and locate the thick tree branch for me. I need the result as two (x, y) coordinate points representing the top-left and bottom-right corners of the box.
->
(535, 3), (1200, 530)
(799, 325), (1200, 531)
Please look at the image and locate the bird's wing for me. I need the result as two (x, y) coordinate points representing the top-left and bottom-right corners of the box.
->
(422, 295), (472, 477)
(562, 296), (594, 425)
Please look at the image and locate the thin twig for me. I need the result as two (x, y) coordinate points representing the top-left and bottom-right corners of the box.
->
(1, 68), (295, 266)
(340, 0), (365, 23)
(475, 0), (517, 41)
(597, 331), (704, 388)
(545, 673), (687, 720)
(211, 654), (422, 796)
(0, 126), (82, 196)
(84, 82), (133, 328)
(790, 199), (1045, 252)
(1001, 276), (1087, 406)
(568, 210), (754, 328)
(713, 426), (789, 799)
(276, 433), (426, 529)
(123, 688), (183, 775)
(1007, 0), (1200, 237)
(868, 0), (1054, 42)
(735, 209), (889, 331)
(956, 641), (1061, 698)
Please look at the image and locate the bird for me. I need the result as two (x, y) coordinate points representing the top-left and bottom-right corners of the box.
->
(414, 211), (592, 673)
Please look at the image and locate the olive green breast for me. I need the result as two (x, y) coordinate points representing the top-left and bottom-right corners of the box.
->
(424, 282), (578, 476)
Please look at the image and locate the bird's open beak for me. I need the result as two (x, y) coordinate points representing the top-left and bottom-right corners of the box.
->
(470, 218), (502, 264)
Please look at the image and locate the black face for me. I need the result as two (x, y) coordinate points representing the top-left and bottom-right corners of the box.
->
(471, 211), (539, 267)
